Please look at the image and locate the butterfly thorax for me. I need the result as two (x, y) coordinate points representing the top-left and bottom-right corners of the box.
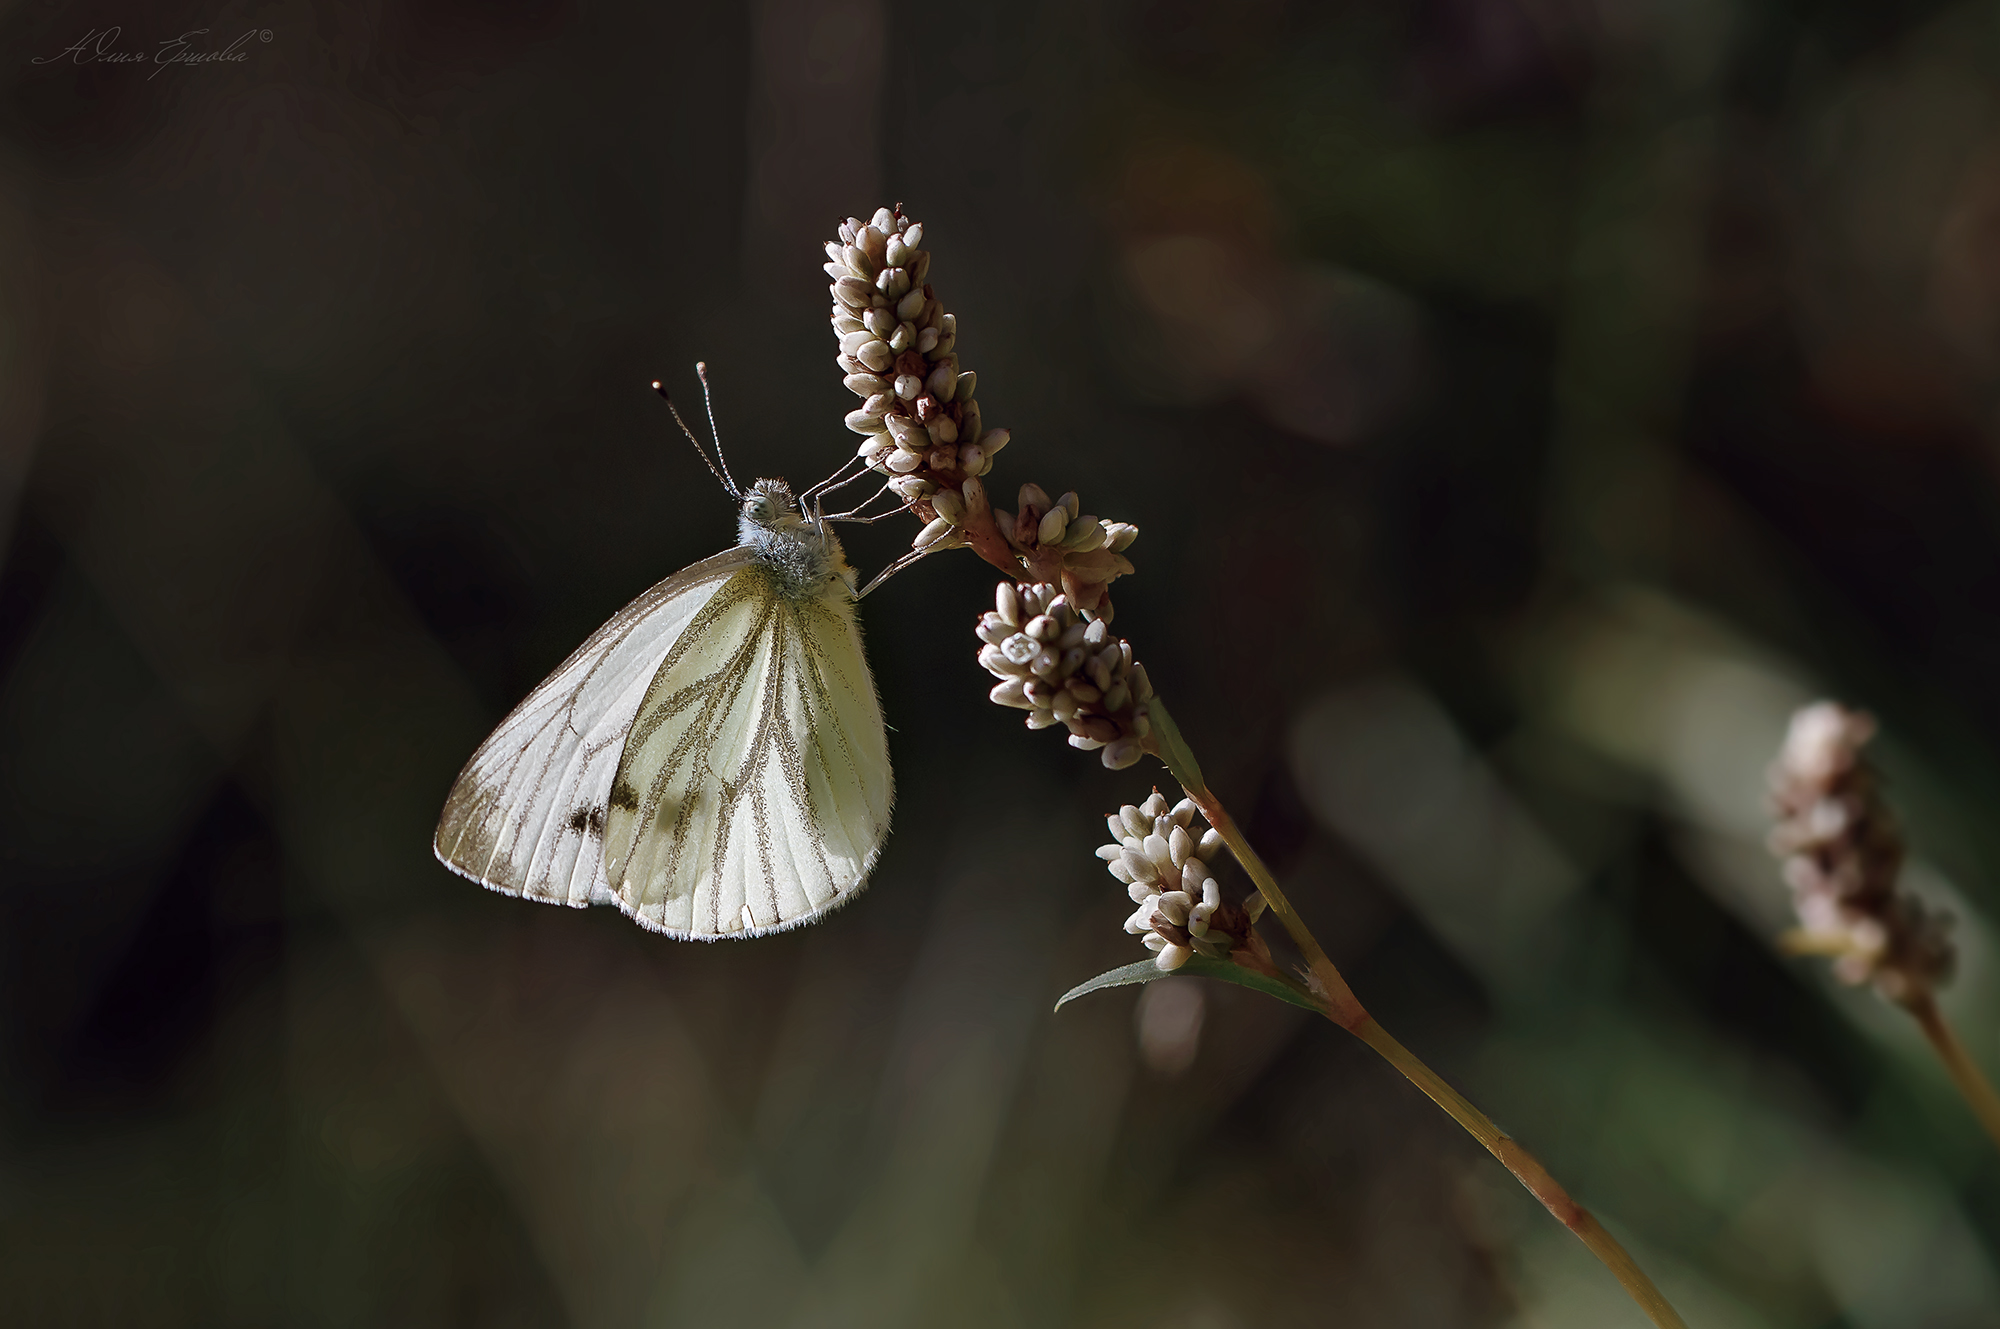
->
(738, 477), (854, 601)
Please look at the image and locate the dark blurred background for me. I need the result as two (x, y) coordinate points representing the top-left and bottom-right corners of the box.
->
(3, 0), (2000, 1324)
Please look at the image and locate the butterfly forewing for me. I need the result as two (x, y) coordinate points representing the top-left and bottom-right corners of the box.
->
(603, 564), (892, 937)
(433, 547), (758, 906)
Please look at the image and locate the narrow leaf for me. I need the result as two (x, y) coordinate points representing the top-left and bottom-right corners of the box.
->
(1053, 958), (1162, 1010)
(1055, 953), (1325, 1014)
(1146, 695), (1205, 793)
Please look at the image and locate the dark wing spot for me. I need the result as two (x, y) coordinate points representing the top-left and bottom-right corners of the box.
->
(610, 780), (639, 811)
(567, 807), (607, 834)
(567, 808), (591, 831)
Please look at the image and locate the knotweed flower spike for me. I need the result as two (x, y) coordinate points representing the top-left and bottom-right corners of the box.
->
(827, 206), (1137, 618)
(830, 211), (974, 482)
(1767, 702), (1954, 1003)
(984, 490), (1139, 624)
(976, 580), (1153, 770)
(1096, 790), (1269, 970)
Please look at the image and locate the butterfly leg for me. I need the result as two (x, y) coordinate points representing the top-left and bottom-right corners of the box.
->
(825, 502), (912, 527)
(802, 454), (873, 507)
(856, 541), (954, 598)
(820, 479), (906, 525)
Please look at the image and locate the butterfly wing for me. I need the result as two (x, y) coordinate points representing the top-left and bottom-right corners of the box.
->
(434, 547), (759, 907)
(603, 565), (893, 937)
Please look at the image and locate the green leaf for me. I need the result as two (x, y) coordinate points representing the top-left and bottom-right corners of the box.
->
(1053, 958), (1163, 1009)
(1146, 695), (1205, 793)
(1054, 953), (1325, 1014)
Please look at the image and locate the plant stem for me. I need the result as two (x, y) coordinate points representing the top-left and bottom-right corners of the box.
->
(1903, 991), (2000, 1153)
(1351, 1017), (1688, 1327)
(1174, 775), (1690, 1329)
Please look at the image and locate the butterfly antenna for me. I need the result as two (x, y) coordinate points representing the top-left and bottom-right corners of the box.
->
(652, 375), (738, 499)
(694, 362), (742, 497)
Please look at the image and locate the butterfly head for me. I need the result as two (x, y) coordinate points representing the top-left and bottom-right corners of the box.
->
(740, 478), (804, 535)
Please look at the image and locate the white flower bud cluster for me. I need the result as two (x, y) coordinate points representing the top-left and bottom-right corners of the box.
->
(985, 484), (1134, 557)
(1098, 791), (1233, 971)
(977, 580), (1153, 770)
(1768, 702), (1955, 1002)
(828, 207), (1011, 550)
(981, 482), (1139, 619)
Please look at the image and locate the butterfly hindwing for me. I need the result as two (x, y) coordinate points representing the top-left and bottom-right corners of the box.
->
(603, 563), (893, 937)
(433, 547), (759, 907)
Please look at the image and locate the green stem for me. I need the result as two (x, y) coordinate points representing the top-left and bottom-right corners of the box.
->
(1903, 991), (2000, 1154)
(1145, 706), (1687, 1328)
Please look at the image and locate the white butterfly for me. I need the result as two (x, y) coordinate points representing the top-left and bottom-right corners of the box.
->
(433, 374), (896, 938)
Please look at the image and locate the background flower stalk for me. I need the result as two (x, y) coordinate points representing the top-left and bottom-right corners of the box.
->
(1767, 701), (2000, 1150)
(1766, 702), (1953, 1000)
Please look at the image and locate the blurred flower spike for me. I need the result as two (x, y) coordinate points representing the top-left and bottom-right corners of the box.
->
(1099, 790), (1267, 971)
(1767, 701), (1955, 1003)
